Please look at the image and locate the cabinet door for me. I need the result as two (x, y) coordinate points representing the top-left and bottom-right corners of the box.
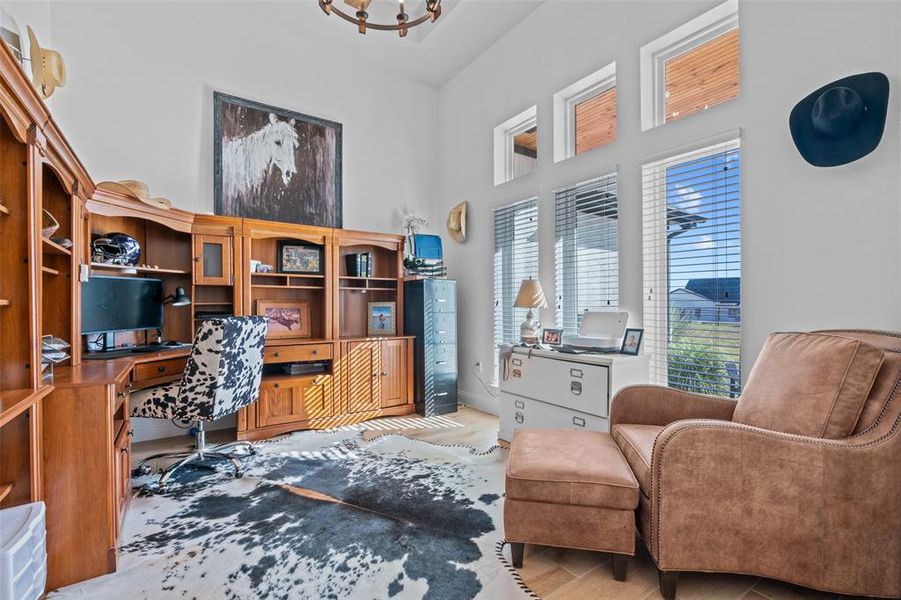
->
(193, 234), (233, 286)
(112, 424), (131, 540)
(345, 341), (380, 414)
(380, 339), (407, 408)
(256, 375), (333, 427)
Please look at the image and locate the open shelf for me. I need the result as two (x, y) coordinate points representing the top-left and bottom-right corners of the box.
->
(193, 301), (234, 307)
(41, 266), (59, 276)
(0, 386), (50, 428)
(42, 237), (72, 256)
(252, 284), (324, 290)
(339, 276), (398, 282)
(90, 262), (190, 275)
(0, 203), (9, 216)
(251, 272), (326, 279)
(0, 483), (11, 503)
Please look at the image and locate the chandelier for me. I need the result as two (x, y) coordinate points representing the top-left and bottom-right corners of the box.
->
(319, 0), (442, 37)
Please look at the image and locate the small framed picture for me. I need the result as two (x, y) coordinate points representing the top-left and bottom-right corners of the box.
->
(542, 328), (563, 347)
(278, 240), (324, 275)
(256, 300), (312, 338)
(367, 301), (396, 336)
(620, 328), (644, 355)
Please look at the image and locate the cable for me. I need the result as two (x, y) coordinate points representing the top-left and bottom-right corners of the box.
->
(472, 363), (501, 398)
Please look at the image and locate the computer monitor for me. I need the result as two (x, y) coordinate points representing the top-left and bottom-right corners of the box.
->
(82, 276), (164, 340)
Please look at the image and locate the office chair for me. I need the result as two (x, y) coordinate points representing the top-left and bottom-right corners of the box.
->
(131, 316), (268, 491)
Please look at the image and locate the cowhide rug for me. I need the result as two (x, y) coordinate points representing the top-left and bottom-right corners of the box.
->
(50, 427), (531, 600)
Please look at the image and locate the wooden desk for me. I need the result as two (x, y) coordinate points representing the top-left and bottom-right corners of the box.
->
(42, 349), (189, 590)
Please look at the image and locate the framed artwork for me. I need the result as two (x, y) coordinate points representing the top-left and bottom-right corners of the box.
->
(367, 302), (396, 337)
(278, 240), (324, 275)
(620, 328), (644, 355)
(214, 92), (342, 228)
(256, 300), (312, 339)
(542, 328), (563, 347)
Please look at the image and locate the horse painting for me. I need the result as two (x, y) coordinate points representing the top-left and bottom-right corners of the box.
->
(214, 93), (342, 227)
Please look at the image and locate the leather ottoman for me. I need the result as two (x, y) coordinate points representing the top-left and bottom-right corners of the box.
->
(504, 428), (640, 580)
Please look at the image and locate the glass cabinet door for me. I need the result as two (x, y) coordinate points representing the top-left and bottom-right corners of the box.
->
(193, 235), (233, 286)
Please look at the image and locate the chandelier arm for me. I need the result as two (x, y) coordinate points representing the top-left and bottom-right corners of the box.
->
(327, 5), (434, 30)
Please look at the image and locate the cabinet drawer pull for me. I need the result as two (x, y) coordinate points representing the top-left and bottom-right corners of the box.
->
(120, 446), (129, 454)
(381, 371), (388, 377)
(435, 361), (447, 365)
(273, 383), (280, 389)
(435, 392), (449, 397)
(157, 365), (166, 373)
(570, 381), (583, 395)
(512, 358), (522, 366)
(570, 368), (583, 378)
(437, 330), (448, 335)
(514, 411), (524, 424)
(436, 298), (447, 303)
(514, 400), (525, 409)
(311, 350), (318, 355)
(572, 416), (586, 428)
(273, 352), (281, 358)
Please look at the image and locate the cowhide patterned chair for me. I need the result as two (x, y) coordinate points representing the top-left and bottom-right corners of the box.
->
(131, 316), (268, 491)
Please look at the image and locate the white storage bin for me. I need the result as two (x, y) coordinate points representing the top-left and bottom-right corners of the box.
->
(1, 501), (47, 600)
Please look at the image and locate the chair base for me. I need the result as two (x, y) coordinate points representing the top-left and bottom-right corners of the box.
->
(133, 422), (256, 492)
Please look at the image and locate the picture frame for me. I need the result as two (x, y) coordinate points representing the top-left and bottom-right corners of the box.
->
(620, 328), (644, 355)
(367, 301), (396, 337)
(542, 328), (563, 347)
(256, 300), (311, 339)
(278, 240), (324, 275)
(214, 92), (342, 228)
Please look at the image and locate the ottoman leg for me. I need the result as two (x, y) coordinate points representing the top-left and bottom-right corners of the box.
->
(659, 570), (679, 600)
(612, 554), (629, 581)
(510, 542), (525, 568)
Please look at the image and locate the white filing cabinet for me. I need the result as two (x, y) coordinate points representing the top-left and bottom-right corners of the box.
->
(498, 346), (649, 442)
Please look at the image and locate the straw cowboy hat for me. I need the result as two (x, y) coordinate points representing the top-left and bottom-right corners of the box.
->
(96, 180), (173, 210)
(27, 26), (65, 99)
(789, 72), (889, 167)
(446, 201), (467, 243)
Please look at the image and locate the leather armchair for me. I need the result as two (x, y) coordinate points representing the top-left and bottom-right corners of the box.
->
(610, 329), (901, 599)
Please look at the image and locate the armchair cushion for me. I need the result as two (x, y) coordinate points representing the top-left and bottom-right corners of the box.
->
(611, 424), (663, 495)
(734, 332), (883, 438)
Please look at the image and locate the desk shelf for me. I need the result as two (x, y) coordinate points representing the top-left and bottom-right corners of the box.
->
(90, 262), (190, 275)
(42, 237), (72, 256)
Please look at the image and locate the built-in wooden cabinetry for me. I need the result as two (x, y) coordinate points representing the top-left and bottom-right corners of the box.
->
(0, 37), (415, 593)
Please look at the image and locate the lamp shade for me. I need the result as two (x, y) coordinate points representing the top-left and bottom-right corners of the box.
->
(513, 279), (547, 309)
(166, 287), (192, 307)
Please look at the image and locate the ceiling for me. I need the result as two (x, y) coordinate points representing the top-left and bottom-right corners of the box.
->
(315, 0), (545, 88)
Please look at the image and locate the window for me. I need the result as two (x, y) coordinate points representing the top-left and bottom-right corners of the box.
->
(642, 135), (741, 398)
(494, 198), (540, 359)
(553, 62), (616, 162)
(554, 172), (618, 336)
(494, 106), (538, 185)
(640, 0), (739, 130)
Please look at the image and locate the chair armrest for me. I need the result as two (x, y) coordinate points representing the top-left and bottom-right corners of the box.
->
(646, 418), (901, 592)
(609, 385), (736, 428)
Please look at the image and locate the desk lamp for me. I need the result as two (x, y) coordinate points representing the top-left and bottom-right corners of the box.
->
(514, 278), (546, 344)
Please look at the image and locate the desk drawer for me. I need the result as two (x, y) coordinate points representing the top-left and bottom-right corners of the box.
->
(133, 357), (188, 383)
(264, 343), (332, 364)
(502, 354), (609, 417)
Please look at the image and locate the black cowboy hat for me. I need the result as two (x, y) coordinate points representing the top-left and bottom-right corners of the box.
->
(789, 72), (889, 167)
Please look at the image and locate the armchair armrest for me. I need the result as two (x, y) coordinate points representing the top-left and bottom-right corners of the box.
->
(646, 419), (901, 596)
(609, 385), (736, 428)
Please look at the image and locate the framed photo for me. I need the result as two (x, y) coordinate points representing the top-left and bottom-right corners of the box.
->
(278, 240), (324, 274)
(256, 300), (311, 339)
(214, 92), (342, 228)
(367, 302), (396, 336)
(542, 328), (563, 347)
(620, 328), (644, 355)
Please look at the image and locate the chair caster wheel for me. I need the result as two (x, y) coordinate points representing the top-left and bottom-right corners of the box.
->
(235, 471), (245, 479)
(132, 464), (153, 477)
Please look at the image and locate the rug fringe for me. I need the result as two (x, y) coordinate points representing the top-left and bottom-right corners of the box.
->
(495, 540), (542, 599)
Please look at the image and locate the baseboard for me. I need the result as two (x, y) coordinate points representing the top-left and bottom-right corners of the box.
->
(132, 414), (236, 443)
(458, 389), (499, 416)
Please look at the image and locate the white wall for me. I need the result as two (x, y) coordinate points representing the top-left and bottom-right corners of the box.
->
(435, 0), (901, 413)
(47, 1), (439, 233)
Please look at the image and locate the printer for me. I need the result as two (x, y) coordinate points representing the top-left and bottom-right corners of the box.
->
(561, 311), (629, 352)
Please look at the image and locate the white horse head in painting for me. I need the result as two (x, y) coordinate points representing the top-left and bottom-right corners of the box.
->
(222, 113), (300, 207)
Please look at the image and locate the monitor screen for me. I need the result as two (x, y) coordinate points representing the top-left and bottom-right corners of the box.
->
(82, 276), (164, 335)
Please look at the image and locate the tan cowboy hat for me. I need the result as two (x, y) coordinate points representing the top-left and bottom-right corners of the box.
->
(96, 180), (172, 210)
(447, 201), (467, 243)
(27, 26), (65, 99)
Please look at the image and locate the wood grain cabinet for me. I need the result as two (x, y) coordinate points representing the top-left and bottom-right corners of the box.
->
(193, 234), (233, 286)
(380, 338), (408, 409)
(256, 374), (334, 427)
(341, 338), (412, 415)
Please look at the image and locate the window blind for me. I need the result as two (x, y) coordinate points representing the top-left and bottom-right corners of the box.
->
(665, 28), (740, 123)
(642, 137), (741, 397)
(554, 173), (618, 336)
(494, 198), (540, 351)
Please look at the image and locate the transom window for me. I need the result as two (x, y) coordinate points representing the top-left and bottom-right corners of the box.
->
(553, 62), (617, 162)
(640, 0), (739, 130)
(494, 107), (538, 185)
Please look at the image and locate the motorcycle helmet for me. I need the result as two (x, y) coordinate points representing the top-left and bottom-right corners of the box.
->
(92, 232), (141, 266)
